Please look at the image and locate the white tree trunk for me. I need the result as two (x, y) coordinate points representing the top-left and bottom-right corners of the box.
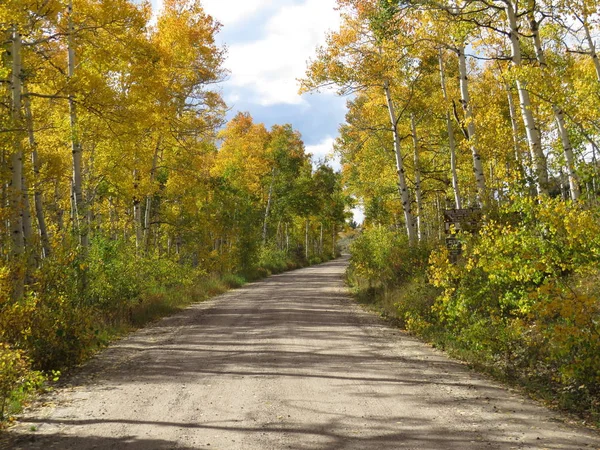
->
(24, 94), (51, 258)
(581, 19), (600, 82)
(305, 219), (309, 260)
(10, 26), (25, 299)
(276, 220), (282, 250)
(383, 80), (417, 244)
(262, 167), (276, 244)
(555, 110), (580, 200)
(133, 169), (143, 250)
(457, 46), (486, 202)
(505, 83), (527, 179)
(144, 138), (161, 250)
(505, 1), (548, 196)
(439, 50), (461, 209)
(68, 0), (88, 250)
(410, 114), (423, 241)
(21, 171), (33, 249)
(286, 222), (289, 253)
(530, 14), (580, 200)
(319, 222), (323, 255)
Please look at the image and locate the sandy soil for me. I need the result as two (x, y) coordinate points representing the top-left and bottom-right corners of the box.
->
(4, 256), (600, 449)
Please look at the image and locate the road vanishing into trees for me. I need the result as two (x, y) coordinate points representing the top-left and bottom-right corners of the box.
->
(5, 257), (600, 449)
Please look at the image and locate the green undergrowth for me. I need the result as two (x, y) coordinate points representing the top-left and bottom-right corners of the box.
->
(354, 278), (600, 426)
(347, 199), (600, 426)
(0, 239), (335, 427)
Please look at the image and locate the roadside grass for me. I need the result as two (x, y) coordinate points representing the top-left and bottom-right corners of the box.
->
(0, 274), (244, 428)
(349, 279), (600, 428)
(127, 273), (251, 329)
(347, 209), (600, 428)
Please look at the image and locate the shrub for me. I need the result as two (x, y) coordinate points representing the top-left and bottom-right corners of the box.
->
(350, 199), (600, 419)
(348, 226), (432, 288)
(258, 245), (289, 274)
(429, 197), (600, 399)
(0, 343), (45, 423)
(221, 273), (246, 289)
(308, 256), (322, 265)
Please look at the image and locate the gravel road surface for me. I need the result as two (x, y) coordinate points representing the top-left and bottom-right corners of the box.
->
(5, 257), (600, 449)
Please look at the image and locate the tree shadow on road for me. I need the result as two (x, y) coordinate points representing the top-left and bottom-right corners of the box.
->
(8, 415), (584, 450)
(7, 258), (600, 449)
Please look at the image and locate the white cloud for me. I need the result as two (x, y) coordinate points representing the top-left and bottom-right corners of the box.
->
(150, 0), (270, 28)
(201, 0), (271, 26)
(151, 0), (341, 106)
(225, 92), (241, 104)
(305, 137), (341, 171)
(305, 136), (334, 160)
(217, 0), (341, 106)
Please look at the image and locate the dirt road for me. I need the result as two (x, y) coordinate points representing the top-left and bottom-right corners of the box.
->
(6, 257), (600, 449)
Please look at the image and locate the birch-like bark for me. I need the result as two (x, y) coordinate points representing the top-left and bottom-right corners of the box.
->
(1, 149), (7, 260)
(262, 167), (276, 244)
(530, 14), (580, 200)
(505, 83), (526, 179)
(133, 169), (143, 251)
(411, 114), (423, 241)
(319, 222), (323, 255)
(457, 46), (486, 202)
(276, 221), (282, 250)
(305, 219), (309, 260)
(555, 111), (579, 200)
(10, 26), (25, 299)
(21, 171), (33, 249)
(285, 222), (289, 253)
(20, 99), (32, 253)
(68, 0), (88, 250)
(439, 50), (462, 209)
(332, 224), (336, 256)
(383, 80), (416, 244)
(581, 18), (600, 82)
(24, 94), (51, 258)
(505, 1), (548, 196)
(144, 138), (161, 251)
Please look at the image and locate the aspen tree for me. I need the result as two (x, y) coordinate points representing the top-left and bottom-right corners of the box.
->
(23, 94), (50, 258)
(411, 114), (423, 241)
(384, 80), (417, 243)
(504, 82), (527, 181)
(263, 167), (276, 244)
(503, 0), (549, 196)
(580, 18), (600, 81)
(529, 13), (580, 200)
(67, 0), (88, 250)
(560, 1), (600, 82)
(439, 49), (462, 208)
(300, 1), (419, 243)
(9, 25), (25, 299)
(457, 45), (486, 203)
(144, 138), (161, 251)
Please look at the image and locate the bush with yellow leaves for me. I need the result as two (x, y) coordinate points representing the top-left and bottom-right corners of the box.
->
(429, 197), (600, 412)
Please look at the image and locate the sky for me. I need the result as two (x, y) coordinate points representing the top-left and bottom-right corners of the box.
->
(150, 0), (347, 170)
